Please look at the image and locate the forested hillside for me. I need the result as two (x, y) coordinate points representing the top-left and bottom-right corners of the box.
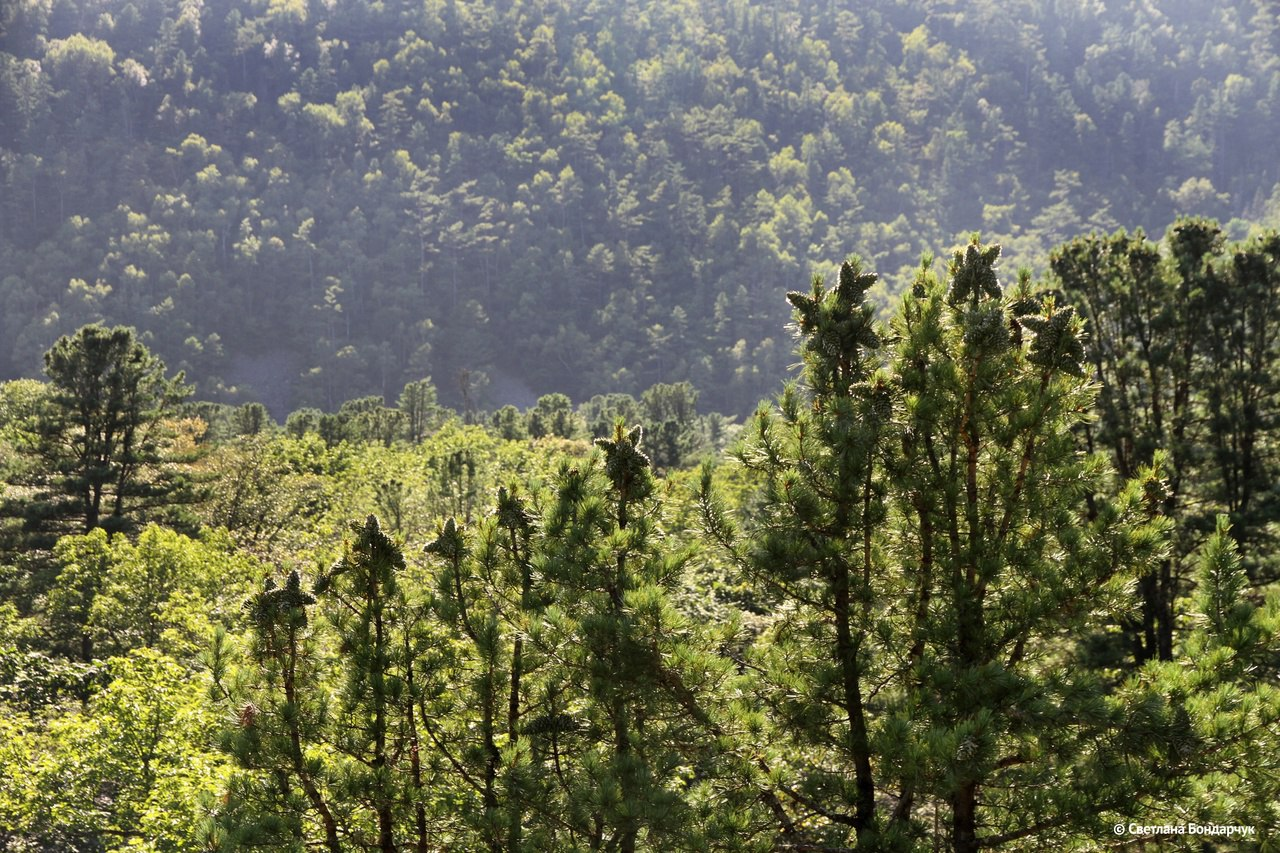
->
(5, 0), (1280, 848)
(4, 0), (1280, 414)
(2, 228), (1279, 850)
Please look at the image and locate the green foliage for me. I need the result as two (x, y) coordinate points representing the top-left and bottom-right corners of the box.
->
(579, 392), (645, 439)
(489, 403), (526, 440)
(1144, 517), (1280, 838)
(5, 0), (1279, 414)
(0, 229), (1276, 851)
(46, 527), (112, 660)
(419, 429), (744, 851)
(1, 325), (193, 550)
(398, 377), (444, 443)
(198, 433), (334, 557)
(701, 244), (1188, 851)
(0, 648), (228, 852)
(571, 383), (721, 469)
(45, 524), (256, 662)
(216, 568), (341, 851)
(203, 418), (749, 851)
(0, 644), (105, 711)
(527, 392), (580, 439)
(231, 402), (274, 437)
(316, 516), (425, 852)
(639, 382), (707, 468)
(0, 378), (48, 449)
(1052, 220), (1280, 662)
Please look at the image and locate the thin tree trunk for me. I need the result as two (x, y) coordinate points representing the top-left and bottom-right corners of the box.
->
(833, 562), (876, 834)
(952, 780), (979, 853)
(405, 633), (429, 852)
(506, 526), (530, 853)
(285, 627), (342, 853)
(373, 591), (394, 853)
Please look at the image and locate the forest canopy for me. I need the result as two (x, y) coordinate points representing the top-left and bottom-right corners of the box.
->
(4, 0), (1280, 413)
(3, 1), (1280, 849)
(1, 232), (1277, 851)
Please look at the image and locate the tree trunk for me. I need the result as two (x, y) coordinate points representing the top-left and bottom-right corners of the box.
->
(285, 627), (342, 853)
(833, 561), (876, 834)
(952, 780), (979, 853)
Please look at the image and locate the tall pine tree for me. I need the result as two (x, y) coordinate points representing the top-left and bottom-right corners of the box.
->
(2, 324), (192, 550)
(702, 246), (1175, 850)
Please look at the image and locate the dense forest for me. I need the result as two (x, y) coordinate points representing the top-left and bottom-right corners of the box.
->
(3, 0), (1280, 851)
(4, 0), (1280, 413)
(1, 223), (1279, 850)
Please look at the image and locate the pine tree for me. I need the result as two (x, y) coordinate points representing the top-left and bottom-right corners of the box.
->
(1198, 231), (1280, 578)
(398, 377), (441, 444)
(216, 569), (341, 852)
(702, 246), (1174, 851)
(1052, 220), (1280, 655)
(315, 516), (411, 853)
(1049, 228), (1186, 663)
(888, 244), (1166, 851)
(424, 430), (737, 851)
(711, 258), (890, 845)
(424, 506), (534, 852)
(215, 519), (441, 852)
(2, 324), (192, 549)
(1143, 516), (1280, 836)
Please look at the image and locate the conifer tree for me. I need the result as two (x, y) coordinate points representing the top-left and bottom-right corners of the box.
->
(1141, 516), (1280, 835)
(1052, 220), (1280, 655)
(887, 244), (1168, 851)
(532, 423), (719, 851)
(703, 246), (1173, 851)
(1049, 228), (1187, 662)
(492, 485), (538, 852)
(704, 258), (891, 845)
(424, 506), (535, 852)
(315, 516), (411, 853)
(2, 324), (191, 550)
(424, 431), (736, 851)
(398, 377), (441, 444)
(215, 569), (342, 852)
(423, 482), (578, 851)
(1198, 231), (1280, 575)
(215, 520), (441, 852)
